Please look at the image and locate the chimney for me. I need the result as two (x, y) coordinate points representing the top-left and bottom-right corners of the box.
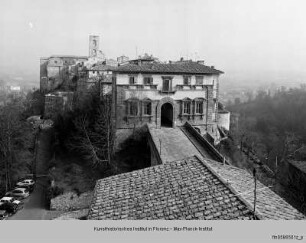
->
(197, 60), (205, 65)
(169, 60), (172, 64)
(211, 65), (215, 69)
(180, 57), (184, 61)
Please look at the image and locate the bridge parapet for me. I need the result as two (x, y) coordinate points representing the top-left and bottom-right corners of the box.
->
(183, 121), (231, 165)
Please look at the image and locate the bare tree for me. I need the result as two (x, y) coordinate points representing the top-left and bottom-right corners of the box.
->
(128, 88), (145, 135)
(71, 114), (104, 166)
(0, 101), (25, 191)
(68, 77), (115, 170)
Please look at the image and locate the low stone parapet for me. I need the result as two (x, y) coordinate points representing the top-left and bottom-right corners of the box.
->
(50, 191), (93, 212)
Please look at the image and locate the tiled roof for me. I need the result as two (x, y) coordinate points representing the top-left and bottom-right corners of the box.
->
(204, 158), (306, 220)
(288, 160), (306, 174)
(50, 55), (88, 59)
(91, 64), (116, 71)
(88, 156), (256, 220)
(114, 62), (223, 75)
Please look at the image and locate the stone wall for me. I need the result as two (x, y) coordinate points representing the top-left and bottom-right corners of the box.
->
(146, 125), (162, 166)
(40, 56), (88, 93)
(44, 92), (74, 118)
(218, 111), (230, 131)
(53, 209), (89, 220)
(288, 163), (306, 200)
(50, 191), (93, 212)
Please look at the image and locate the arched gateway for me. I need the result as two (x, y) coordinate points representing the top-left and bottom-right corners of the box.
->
(156, 97), (176, 128)
(161, 103), (173, 127)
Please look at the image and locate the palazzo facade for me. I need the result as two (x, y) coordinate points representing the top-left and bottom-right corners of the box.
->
(111, 58), (223, 132)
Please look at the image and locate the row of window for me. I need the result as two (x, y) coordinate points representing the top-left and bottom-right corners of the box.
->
(126, 98), (206, 117)
(182, 99), (205, 115)
(129, 75), (211, 86)
(127, 99), (152, 116)
(129, 76), (153, 85)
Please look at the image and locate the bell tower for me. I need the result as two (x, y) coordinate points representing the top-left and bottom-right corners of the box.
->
(89, 35), (99, 57)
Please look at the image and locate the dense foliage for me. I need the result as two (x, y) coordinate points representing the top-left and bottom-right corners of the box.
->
(228, 88), (306, 172)
(0, 95), (36, 196)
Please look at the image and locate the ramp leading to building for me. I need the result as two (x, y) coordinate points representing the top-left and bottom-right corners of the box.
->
(148, 127), (202, 163)
(148, 125), (218, 164)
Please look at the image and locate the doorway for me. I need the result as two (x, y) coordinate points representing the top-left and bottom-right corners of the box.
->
(161, 103), (173, 127)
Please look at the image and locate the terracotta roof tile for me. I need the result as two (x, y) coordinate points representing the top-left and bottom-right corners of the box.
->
(114, 62), (223, 75)
(88, 153), (306, 220)
(88, 156), (255, 220)
(203, 157), (306, 220)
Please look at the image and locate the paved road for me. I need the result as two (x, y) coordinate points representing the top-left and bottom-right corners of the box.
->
(9, 129), (53, 220)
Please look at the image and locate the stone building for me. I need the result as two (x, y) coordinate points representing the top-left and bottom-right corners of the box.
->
(44, 91), (74, 118)
(89, 35), (99, 57)
(40, 35), (106, 94)
(111, 57), (223, 135)
(40, 55), (88, 93)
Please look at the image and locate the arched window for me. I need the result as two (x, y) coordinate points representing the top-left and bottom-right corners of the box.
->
(142, 98), (152, 116)
(182, 98), (192, 115)
(194, 98), (205, 114)
(127, 98), (139, 116)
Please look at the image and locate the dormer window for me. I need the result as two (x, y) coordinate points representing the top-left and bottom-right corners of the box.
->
(183, 76), (191, 85)
(196, 76), (204, 85)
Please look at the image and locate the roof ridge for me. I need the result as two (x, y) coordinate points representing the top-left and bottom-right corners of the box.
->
(202, 157), (306, 219)
(205, 157), (252, 172)
(194, 155), (264, 220)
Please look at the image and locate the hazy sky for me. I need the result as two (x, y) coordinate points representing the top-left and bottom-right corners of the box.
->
(1, 0), (306, 82)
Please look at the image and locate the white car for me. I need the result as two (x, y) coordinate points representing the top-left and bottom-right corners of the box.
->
(6, 188), (30, 199)
(16, 179), (35, 187)
(0, 197), (21, 206)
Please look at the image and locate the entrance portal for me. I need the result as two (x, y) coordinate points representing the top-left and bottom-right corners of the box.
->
(161, 103), (173, 127)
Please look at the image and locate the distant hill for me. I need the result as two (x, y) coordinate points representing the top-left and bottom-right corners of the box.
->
(220, 70), (306, 91)
(0, 65), (39, 89)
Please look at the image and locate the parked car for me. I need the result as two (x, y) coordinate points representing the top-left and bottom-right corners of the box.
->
(0, 202), (18, 214)
(5, 188), (30, 199)
(16, 179), (35, 187)
(16, 184), (34, 193)
(0, 197), (21, 206)
(0, 210), (8, 220)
